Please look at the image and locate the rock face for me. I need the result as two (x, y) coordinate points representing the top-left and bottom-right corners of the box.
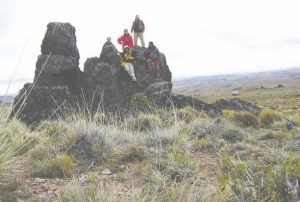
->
(11, 22), (173, 125)
(84, 44), (172, 110)
(41, 23), (80, 64)
(11, 23), (87, 125)
(11, 22), (261, 125)
(214, 98), (261, 115)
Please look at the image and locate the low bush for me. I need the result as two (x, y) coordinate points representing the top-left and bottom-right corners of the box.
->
(260, 109), (281, 127)
(230, 111), (260, 128)
(221, 129), (245, 143)
(130, 93), (149, 109)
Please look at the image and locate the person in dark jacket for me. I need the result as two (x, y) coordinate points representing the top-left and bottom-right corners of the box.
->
(117, 29), (133, 51)
(131, 15), (145, 48)
(120, 45), (137, 82)
(102, 37), (117, 50)
(144, 41), (162, 78)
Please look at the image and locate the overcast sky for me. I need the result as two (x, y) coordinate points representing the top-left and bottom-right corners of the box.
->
(1, 0), (300, 95)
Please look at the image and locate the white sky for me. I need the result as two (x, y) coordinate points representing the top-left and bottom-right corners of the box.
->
(1, 0), (300, 95)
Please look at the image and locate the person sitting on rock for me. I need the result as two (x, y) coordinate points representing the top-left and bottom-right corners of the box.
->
(102, 37), (118, 51)
(117, 29), (133, 52)
(120, 45), (137, 82)
(144, 41), (162, 78)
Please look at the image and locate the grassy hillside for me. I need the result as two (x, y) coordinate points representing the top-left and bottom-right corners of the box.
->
(1, 70), (300, 201)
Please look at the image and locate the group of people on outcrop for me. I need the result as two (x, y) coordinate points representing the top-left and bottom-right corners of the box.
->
(102, 15), (162, 82)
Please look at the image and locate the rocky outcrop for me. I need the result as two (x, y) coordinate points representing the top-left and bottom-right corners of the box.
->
(11, 22), (261, 125)
(11, 23), (87, 125)
(83, 40), (172, 110)
(11, 22), (173, 125)
(41, 23), (80, 64)
(214, 98), (261, 115)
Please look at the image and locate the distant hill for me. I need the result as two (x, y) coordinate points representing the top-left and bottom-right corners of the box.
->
(172, 67), (300, 96)
(0, 95), (15, 104)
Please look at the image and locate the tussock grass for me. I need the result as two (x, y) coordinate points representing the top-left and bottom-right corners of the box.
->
(230, 111), (260, 128)
(260, 109), (281, 128)
(0, 106), (34, 181)
(4, 84), (300, 201)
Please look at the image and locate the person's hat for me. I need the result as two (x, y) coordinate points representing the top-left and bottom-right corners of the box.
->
(149, 41), (154, 45)
(123, 45), (129, 50)
(124, 29), (128, 32)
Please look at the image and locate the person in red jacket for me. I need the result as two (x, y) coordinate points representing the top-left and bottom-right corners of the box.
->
(117, 29), (133, 51)
(131, 15), (145, 48)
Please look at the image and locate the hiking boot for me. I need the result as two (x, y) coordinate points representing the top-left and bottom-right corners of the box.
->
(147, 69), (152, 72)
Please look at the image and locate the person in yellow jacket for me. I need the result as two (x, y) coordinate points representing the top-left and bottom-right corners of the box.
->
(120, 45), (137, 82)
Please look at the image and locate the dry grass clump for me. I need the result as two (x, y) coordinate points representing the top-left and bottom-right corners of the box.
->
(124, 112), (162, 131)
(6, 85), (300, 201)
(229, 111), (260, 128)
(47, 154), (74, 178)
(0, 179), (21, 202)
(29, 144), (72, 178)
(121, 143), (148, 162)
(178, 106), (208, 123)
(259, 108), (281, 128)
(192, 138), (211, 151)
(0, 107), (35, 184)
(222, 109), (234, 118)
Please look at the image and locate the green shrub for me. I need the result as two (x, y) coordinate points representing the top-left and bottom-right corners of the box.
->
(221, 129), (245, 143)
(130, 93), (149, 108)
(230, 111), (260, 128)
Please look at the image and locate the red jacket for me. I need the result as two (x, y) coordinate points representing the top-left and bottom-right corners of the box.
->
(117, 34), (133, 49)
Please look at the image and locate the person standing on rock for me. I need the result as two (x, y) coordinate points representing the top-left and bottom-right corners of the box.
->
(144, 41), (162, 78)
(117, 29), (133, 52)
(131, 15), (145, 48)
(120, 45), (137, 82)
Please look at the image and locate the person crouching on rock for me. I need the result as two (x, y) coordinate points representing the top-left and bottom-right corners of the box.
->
(144, 41), (162, 78)
(120, 45), (137, 82)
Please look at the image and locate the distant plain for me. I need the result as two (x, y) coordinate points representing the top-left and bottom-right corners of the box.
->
(172, 68), (300, 110)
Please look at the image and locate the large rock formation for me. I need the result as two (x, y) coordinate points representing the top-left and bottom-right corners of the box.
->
(11, 22), (260, 125)
(11, 22), (173, 125)
(84, 43), (172, 110)
(11, 23), (88, 125)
